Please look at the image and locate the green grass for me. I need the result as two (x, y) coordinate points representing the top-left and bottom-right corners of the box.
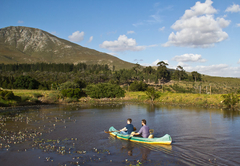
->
(0, 89), (238, 109)
(125, 91), (230, 108)
(12, 89), (55, 98)
(160, 77), (240, 94)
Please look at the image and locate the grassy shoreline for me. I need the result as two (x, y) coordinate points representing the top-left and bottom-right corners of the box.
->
(0, 89), (239, 110)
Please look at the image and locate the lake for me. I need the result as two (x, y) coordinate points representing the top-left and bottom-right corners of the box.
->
(0, 103), (240, 166)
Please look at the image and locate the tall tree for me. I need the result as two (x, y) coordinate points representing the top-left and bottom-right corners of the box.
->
(176, 65), (184, 81)
(143, 66), (155, 75)
(191, 71), (201, 82)
(156, 61), (170, 80)
(132, 63), (141, 75)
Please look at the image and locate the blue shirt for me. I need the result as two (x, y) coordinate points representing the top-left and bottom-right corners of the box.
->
(125, 124), (134, 134)
(138, 125), (150, 138)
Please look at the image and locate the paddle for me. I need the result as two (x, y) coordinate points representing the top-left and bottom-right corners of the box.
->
(105, 127), (137, 134)
(104, 130), (119, 134)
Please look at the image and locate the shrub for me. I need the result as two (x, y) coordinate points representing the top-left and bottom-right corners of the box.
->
(29, 97), (40, 103)
(86, 83), (125, 98)
(38, 85), (49, 90)
(129, 81), (148, 91)
(21, 96), (30, 102)
(33, 93), (43, 98)
(221, 93), (239, 109)
(74, 79), (87, 88)
(46, 92), (59, 103)
(65, 97), (78, 103)
(13, 76), (40, 89)
(237, 89), (240, 94)
(0, 90), (15, 100)
(61, 88), (85, 99)
(170, 84), (194, 93)
(145, 87), (161, 101)
(59, 81), (79, 90)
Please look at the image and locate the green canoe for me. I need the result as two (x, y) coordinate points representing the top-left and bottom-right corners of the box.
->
(108, 126), (172, 145)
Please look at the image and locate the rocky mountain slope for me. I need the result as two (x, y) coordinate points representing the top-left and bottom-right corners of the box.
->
(0, 26), (134, 70)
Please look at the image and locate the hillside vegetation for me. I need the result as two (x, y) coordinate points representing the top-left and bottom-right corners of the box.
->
(0, 61), (239, 110)
(0, 62), (239, 94)
(0, 26), (134, 70)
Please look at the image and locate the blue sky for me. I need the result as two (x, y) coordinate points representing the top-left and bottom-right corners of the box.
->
(1, 0), (240, 77)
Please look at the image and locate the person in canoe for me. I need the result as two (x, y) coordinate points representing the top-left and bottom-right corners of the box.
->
(119, 118), (134, 135)
(132, 119), (150, 138)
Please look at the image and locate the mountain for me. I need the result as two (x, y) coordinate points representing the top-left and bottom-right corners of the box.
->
(0, 26), (135, 70)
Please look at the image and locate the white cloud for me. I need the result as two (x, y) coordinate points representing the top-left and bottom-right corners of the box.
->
(225, 4), (240, 13)
(151, 59), (169, 66)
(99, 35), (145, 52)
(68, 31), (84, 42)
(152, 59), (160, 66)
(159, 27), (165, 31)
(183, 64), (240, 77)
(88, 36), (93, 43)
(127, 31), (135, 34)
(18, 20), (24, 24)
(163, 0), (230, 48)
(237, 23), (240, 27)
(182, 0), (217, 19)
(238, 59), (240, 64)
(177, 62), (190, 67)
(172, 54), (206, 63)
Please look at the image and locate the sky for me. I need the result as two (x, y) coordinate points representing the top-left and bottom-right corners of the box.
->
(1, 0), (240, 77)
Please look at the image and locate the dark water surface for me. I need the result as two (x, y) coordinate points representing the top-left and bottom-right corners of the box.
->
(0, 103), (240, 166)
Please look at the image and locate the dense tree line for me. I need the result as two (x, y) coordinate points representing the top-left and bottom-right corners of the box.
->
(0, 62), (202, 90)
(0, 63), (110, 73)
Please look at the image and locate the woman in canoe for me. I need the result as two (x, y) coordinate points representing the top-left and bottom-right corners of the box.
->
(132, 119), (150, 138)
(119, 118), (134, 135)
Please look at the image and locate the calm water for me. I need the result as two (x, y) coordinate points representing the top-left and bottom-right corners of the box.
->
(0, 103), (240, 166)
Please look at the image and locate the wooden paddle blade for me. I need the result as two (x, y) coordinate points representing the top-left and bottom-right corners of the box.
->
(104, 130), (119, 133)
(133, 127), (137, 131)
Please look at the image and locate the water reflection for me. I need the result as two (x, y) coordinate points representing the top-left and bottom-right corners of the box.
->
(110, 134), (172, 162)
(121, 141), (134, 156)
(120, 141), (155, 162)
(143, 103), (240, 121)
(222, 109), (240, 120)
(1, 103), (240, 166)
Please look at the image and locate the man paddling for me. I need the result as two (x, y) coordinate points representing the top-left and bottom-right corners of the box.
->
(132, 119), (150, 138)
(119, 118), (134, 135)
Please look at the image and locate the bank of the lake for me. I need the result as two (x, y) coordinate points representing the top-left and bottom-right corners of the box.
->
(126, 91), (228, 108)
(1, 89), (238, 110)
